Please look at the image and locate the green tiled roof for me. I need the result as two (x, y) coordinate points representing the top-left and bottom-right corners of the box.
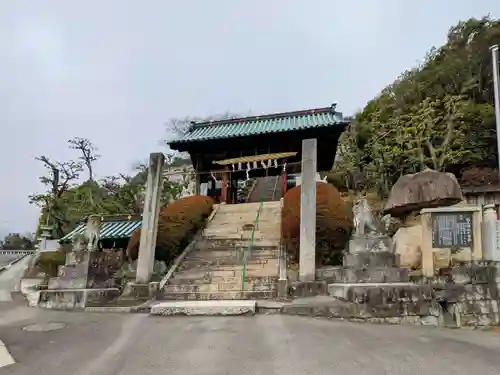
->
(60, 219), (141, 241)
(168, 105), (347, 145)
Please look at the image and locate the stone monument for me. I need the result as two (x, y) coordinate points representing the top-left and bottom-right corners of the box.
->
(349, 197), (393, 254)
(38, 215), (122, 310)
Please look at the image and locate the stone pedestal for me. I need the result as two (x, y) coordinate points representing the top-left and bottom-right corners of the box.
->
(348, 236), (392, 254)
(41, 250), (124, 310)
(48, 251), (123, 290)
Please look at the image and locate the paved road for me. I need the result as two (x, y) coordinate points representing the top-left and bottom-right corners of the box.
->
(2, 304), (500, 374)
(0, 255), (33, 301)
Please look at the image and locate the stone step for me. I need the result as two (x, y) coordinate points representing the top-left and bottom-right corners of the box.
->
(180, 258), (272, 268)
(197, 239), (279, 249)
(328, 283), (433, 303)
(160, 290), (276, 301)
(316, 267), (409, 283)
(180, 262), (277, 273)
(163, 282), (276, 294)
(150, 300), (257, 316)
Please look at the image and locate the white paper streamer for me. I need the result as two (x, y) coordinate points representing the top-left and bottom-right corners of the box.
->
(246, 162), (251, 181)
(253, 161), (258, 169)
(274, 159), (278, 168)
(232, 164), (236, 171)
(261, 161), (267, 169)
(238, 162), (242, 170)
(210, 171), (218, 182)
(267, 159), (272, 168)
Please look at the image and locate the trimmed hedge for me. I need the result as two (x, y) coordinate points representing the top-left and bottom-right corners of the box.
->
(282, 182), (353, 266)
(127, 195), (215, 265)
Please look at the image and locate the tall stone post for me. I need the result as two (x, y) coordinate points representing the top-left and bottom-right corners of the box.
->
(482, 204), (499, 261)
(136, 153), (165, 284)
(299, 138), (317, 281)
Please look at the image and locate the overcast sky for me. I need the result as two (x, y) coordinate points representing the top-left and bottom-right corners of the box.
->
(0, 1), (498, 236)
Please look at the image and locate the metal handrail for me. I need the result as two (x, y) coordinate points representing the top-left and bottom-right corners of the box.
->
(241, 194), (265, 293)
(271, 175), (280, 201)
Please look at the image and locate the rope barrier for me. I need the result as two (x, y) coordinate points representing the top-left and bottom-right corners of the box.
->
(161, 161), (301, 177)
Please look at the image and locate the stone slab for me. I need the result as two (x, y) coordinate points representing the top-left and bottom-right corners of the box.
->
(150, 300), (256, 316)
(328, 283), (433, 303)
(343, 252), (399, 268)
(348, 236), (392, 253)
(316, 266), (409, 283)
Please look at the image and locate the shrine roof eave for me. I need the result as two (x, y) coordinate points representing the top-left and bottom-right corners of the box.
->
(167, 105), (350, 152)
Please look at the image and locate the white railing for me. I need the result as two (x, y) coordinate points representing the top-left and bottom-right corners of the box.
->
(0, 249), (36, 256)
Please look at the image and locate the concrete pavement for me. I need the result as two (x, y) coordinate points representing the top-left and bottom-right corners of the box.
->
(1, 303), (500, 374)
(0, 255), (33, 302)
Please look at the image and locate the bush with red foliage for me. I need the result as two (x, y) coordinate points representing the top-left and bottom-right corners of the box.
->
(127, 196), (215, 265)
(282, 183), (353, 266)
(460, 167), (499, 187)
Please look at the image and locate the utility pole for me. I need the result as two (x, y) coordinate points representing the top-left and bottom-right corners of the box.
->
(491, 45), (500, 176)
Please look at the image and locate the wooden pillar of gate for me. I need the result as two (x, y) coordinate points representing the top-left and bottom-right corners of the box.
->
(221, 169), (229, 204)
(281, 159), (288, 197)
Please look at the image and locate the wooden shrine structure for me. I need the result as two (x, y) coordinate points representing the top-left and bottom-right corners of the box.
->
(167, 104), (350, 203)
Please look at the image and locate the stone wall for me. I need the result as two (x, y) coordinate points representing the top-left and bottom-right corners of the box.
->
(307, 261), (500, 329)
(422, 261), (500, 328)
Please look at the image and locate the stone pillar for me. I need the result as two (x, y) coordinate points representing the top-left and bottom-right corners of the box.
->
(136, 153), (165, 284)
(299, 138), (317, 281)
(482, 204), (499, 261)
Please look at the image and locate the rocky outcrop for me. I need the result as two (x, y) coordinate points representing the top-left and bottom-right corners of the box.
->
(384, 168), (463, 217)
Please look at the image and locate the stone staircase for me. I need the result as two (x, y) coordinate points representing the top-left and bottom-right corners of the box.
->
(247, 176), (282, 203)
(160, 201), (282, 301)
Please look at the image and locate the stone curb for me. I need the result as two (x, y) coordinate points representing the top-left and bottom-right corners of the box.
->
(0, 339), (16, 368)
(84, 302), (154, 314)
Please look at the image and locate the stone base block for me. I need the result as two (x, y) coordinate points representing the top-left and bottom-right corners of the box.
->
(38, 288), (120, 310)
(150, 300), (256, 316)
(316, 266), (409, 283)
(328, 283), (433, 304)
(281, 296), (440, 323)
(121, 282), (159, 301)
(276, 279), (288, 299)
(290, 281), (328, 298)
(348, 236), (392, 253)
(343, 252), (399, 268)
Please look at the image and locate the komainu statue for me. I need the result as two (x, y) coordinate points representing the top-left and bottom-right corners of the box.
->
(352, 198), (386, 237)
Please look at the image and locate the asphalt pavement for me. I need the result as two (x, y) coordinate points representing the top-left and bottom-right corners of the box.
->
(1, 302), (500, 375)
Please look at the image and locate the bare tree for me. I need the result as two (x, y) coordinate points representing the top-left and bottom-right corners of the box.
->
(68, 137), (100, 181)
(164, 112), (245, 138)
(29, 156), (83, 237)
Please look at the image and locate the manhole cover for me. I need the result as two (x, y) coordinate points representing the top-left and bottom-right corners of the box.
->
(22, 323), (66, 332)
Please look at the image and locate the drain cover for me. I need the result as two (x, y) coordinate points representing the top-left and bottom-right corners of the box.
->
(23, 323), (66, 332)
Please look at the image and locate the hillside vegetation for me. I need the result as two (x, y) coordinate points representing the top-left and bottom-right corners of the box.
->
(330, 16), (500, 196)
